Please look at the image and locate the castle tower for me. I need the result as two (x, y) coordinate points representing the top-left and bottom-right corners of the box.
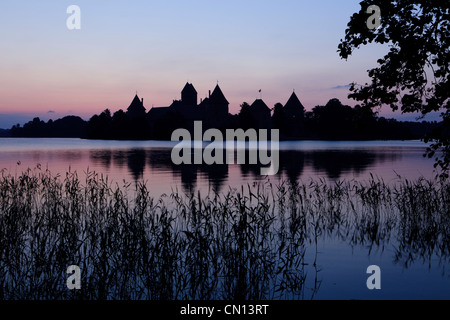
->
(283, 91), (305, 118)
(283, 91), (305, 137)
(206, 84), (229, 129)
(181, 82), (198, 107)
(250, 99), (272, 129)
(127, 94), (146, 118)
(208, 84), (229, 115)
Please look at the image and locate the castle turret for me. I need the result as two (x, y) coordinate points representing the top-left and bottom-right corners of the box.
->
(283, 91), (305, 137)
(250, 99), (271, 129)
(127, 94), (146, 118)
(205, 84), (229, 129)
(284, 91), (305, 118)
(181, 82), (198, 107)
(208, 84), (229, 114)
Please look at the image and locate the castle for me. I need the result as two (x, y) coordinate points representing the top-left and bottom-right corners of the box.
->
(148, 83), (230, 131)
(125, 82), (305, 138)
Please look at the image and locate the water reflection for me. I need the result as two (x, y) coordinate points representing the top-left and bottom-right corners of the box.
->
(0, 139), (447, 300)
(146, 149), (229, 193)
(128, 149), (147, 181)
(308, 150), (397, 179)
(0, 169), (448, 300)
(89, 148), (401, 193)
(90, 150), (112, 169)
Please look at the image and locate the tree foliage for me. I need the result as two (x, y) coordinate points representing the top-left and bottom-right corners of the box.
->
(338, 0), (450, 176)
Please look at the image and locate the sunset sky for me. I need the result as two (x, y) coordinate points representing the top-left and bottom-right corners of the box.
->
(0, 0), (437, 128)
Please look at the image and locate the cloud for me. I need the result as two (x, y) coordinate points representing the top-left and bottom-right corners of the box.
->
(331, 84), (351, 90)
(47, 110), (56, 114)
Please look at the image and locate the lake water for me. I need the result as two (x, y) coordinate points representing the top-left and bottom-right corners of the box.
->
(0, 138), (438, 196)
(0, 138), (448, 300)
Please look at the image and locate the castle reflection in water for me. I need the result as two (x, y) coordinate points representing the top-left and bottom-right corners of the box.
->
(89, 146), (401, 194)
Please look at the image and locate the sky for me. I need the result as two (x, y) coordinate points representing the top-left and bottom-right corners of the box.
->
(0, 0), (440, 129)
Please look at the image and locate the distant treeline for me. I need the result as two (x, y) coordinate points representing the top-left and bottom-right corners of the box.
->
(299, 98), (440, 140)
(0, 128), (10, 137)
(9, 116), (87, 138)
(7, 98), (441, 141)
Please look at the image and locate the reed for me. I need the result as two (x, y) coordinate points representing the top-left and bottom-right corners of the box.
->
(0, 167), (448, 300)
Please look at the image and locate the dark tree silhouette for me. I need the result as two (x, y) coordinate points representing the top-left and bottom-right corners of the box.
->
(111, 110), (131, 139)
(87, 108), (152, 140)
(238, 102), (256, 130)
(153, 110), (185, 141)
(302, 98), (420, 140)
(0, 129), (10, 137)
(272, 102), (288, 136)
(353, 104), (378, 139)
(338, 1), (450, 176)
(11, 116), (86, 138)
(311, 98), (355, 139)
(87, 109), (113, 139)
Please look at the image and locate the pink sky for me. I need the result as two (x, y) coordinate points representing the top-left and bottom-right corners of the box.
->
(0, 1), (441, 128)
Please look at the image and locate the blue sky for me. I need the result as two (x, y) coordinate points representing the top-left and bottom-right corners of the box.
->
(0, 0), (438, 128)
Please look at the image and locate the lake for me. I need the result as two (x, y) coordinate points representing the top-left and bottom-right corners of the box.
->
(0, 138), (438, 196)
(0, 138), (448, 300)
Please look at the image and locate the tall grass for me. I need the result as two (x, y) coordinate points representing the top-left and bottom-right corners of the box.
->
(0, 168), (449, 300)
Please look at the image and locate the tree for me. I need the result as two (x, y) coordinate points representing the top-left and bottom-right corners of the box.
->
(112, 110), (130, 139)
(272, 103), (285, 131)
(86, 109), (112, 139)
(238, 102), (256, 130)
(338, 1), (450, 176)
(312, 99), (355, 139)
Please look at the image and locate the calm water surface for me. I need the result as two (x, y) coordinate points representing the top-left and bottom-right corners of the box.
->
(0, 138), (437, 195)
(0, 138), (448, 300)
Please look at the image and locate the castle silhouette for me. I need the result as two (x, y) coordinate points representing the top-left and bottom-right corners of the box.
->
(124, 82), (305, 139)
(11, 81), (431, 141)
